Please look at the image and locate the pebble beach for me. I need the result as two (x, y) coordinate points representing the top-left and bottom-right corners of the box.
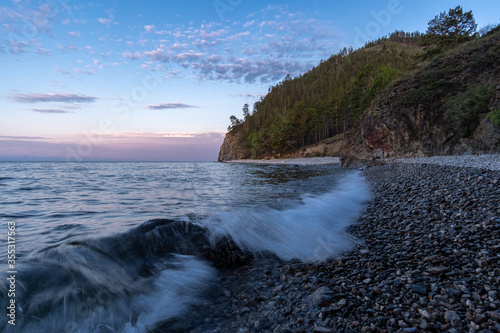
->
(223, 157), (341, 165)
(168, 155), (500, 333)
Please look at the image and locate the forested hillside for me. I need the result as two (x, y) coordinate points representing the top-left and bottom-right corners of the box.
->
(226, 32), (424, 159)
(219, 7), (500, 162)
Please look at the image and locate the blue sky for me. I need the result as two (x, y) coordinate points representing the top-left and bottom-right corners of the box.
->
(1, 0), (499, 161)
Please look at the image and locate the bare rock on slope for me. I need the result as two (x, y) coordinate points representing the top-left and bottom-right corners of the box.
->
(218, 130), (244, 161)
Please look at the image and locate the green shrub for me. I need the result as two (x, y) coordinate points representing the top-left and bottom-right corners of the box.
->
(445, 84), (495, 136)
(486, 109), (500, 127)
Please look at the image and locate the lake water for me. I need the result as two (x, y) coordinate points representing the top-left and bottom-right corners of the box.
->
(0, 162), (370, 332)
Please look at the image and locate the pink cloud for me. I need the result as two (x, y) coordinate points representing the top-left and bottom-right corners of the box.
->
(68, 31), (81, 38)
(198, 29), (227, 39)
(98, 18), (112, 25)
(123, 51), (143, 60)
(145, 103), (198, 110)
(171, 52), (205, 62)
(9, 92), (97, 103)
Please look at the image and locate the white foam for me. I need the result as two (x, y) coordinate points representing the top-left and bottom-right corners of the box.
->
(131, 255), (217, 331)
(205, 171), (371, 262)
(6, 255), (216, 333)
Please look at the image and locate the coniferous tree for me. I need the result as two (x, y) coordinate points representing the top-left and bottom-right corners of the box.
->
(425, 6), (477, 46)
(228, 115), (241, 130)
(242, 103), (250, 118)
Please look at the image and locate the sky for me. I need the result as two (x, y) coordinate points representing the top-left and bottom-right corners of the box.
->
(1, 0), (499, 161)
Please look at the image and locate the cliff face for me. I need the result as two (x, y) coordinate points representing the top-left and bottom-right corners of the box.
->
(279, 134), (344, 159)
(218, 130), (244, 161)
(340, 85), (500, 167)
(341, 30), (500, 167)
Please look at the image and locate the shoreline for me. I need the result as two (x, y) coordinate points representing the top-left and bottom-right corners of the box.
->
(170, 161), (499, 333)
(222, 153), (500, 171)
(222, 157), (340, 165)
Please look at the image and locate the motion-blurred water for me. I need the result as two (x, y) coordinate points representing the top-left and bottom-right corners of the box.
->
(0, 162), (370, 332)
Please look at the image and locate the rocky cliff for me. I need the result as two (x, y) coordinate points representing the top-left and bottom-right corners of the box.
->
(340, 30), (500, 167)
(275, 134), (345, 159)
(218, 130), (244, 161)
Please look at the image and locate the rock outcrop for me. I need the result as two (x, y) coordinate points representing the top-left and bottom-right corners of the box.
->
(218, 130), (244, 161)
(340, 87), (500, 167)
(134, 219), (254, 269)
(278, 134), (345, 159)
(340, 30), (500, 167)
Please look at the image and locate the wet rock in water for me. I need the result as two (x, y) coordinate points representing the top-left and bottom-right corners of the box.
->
(134, 218), (255, 269)
(202, 236), (255, 269)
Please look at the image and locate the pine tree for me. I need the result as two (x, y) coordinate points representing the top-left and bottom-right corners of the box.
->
(426, 6), (477, 46)
(228, 115), (241, 130)
(242, 103), (250, 118)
